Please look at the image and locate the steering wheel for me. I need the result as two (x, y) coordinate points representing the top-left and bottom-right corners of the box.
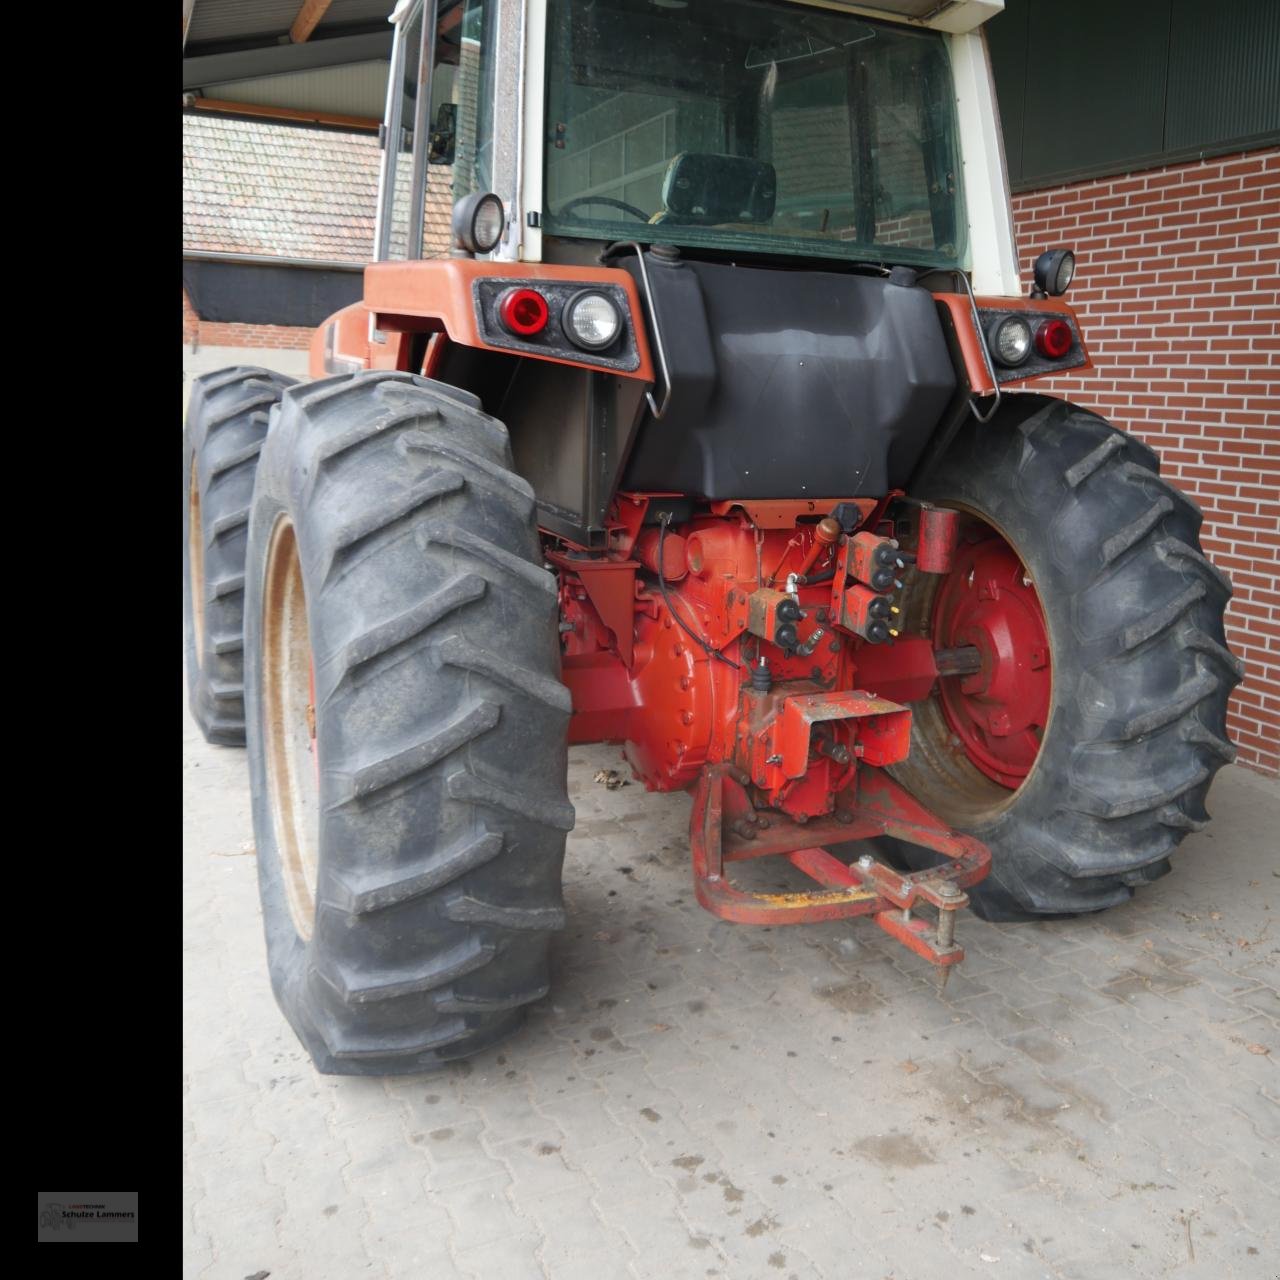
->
(556, 195), (651, 222)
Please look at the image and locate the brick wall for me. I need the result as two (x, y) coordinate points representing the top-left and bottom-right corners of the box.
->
(1011, 147), (1279, 776)
(182, 288), (314, 351)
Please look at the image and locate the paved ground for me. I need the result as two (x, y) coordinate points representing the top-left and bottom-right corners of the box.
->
(184, 688), (1279, 1280)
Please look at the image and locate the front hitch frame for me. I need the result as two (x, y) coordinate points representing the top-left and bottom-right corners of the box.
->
(690, 763), (991, 984)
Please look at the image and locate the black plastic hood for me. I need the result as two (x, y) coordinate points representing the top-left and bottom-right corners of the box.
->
(619, 252), (956, 500)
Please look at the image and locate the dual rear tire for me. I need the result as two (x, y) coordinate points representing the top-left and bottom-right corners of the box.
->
(184, 367), (298, 744)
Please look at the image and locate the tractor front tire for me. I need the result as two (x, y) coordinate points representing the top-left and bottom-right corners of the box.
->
(889, 396), (1242, 921)
(185, 366), (298, 745)
(243, 371), (573, 1074)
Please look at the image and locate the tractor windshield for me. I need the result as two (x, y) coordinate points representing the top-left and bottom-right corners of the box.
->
(543, 0), (966, 269)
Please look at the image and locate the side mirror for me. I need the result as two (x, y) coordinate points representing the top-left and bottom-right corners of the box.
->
(660, 153), (777, 225)
(429, 102), (456, 165)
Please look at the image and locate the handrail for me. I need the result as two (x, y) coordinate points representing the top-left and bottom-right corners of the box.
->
(606, 241), (673, 421)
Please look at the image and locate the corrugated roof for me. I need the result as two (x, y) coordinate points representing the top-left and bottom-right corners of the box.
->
(186, 0), (395, 48)
(183, 112), (453, 263)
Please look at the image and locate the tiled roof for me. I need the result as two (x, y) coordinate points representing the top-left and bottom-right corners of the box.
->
(183, 112), (454, 263)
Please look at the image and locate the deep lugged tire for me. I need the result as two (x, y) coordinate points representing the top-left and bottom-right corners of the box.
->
(888, 395), (1242, 921)
(184, 366), (298, 745)
(244, 371), (573, 1075)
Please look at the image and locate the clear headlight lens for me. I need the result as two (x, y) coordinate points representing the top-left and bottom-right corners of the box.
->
(990, 315), (1033, 367)
(563, 291), (622, 350)
(471, 195), (504, 253)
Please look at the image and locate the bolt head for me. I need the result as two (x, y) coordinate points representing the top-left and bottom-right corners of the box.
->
(856, 854), (874, 870)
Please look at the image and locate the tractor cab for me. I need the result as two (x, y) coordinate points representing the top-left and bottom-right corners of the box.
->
(375, 0), (1017, 289)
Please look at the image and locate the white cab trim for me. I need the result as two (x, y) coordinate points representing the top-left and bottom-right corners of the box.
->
(520, 0), (547, 261)
(949, 28), (1020, 296)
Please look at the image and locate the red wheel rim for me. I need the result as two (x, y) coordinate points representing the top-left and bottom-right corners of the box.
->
(932, 529), (1051, 789)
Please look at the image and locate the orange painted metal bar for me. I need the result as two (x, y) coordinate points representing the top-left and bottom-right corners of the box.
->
(933, 294), (997, 395)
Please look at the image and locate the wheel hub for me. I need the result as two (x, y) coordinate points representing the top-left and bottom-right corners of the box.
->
(932, 534), (1050, 789)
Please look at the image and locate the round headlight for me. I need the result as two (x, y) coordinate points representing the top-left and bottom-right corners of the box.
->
(452, 192), (504, 255)
(1033, 248), (1075, 297)
(562, 290), (622, 351)
(988, 315), (1033, 367)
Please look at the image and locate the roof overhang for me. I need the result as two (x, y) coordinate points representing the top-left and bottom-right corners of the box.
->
(182, 29), (393, 92)
(782, 0), (1004, 34)
(183, 1), (397, 111)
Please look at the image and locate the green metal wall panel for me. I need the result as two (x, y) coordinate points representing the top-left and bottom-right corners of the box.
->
(1022, 0), (1170, 185)
(987, 0), (1280, 190)
(1166, 0), (1280, 150)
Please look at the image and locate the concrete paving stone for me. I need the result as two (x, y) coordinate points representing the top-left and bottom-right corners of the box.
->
(1176, 955), (1276, 998)
(362, 1225), (460, 1278)
(183, 1244), (215, 1280)
(386, 1078), (484, 1126)
(452, 1233), (547, 1280)
(964, 996), (1051, 1042)
(185, 1057), (256, 1105)
(433, 1173), (533, 1252)
(534, 1092), (628, 1152)
(192, 1192), (290, 1271)
(324, 1077), (396, 1128)
(419, 1118), (513, 1188)
(338, 1112), (427, 1181)
(348, 1161), (449, 1231)
(714, 1220), (830, 1279)
(584, 1155), (686, 1223)
(521, 1186), (633, 1260)
(490, 1132), (597, 1199)
(938, 1211), (1075, 1278)
(1236, 982), (1280, 1022)
(779, 1226), (907, 1279)
(539, 1250), (641, 1280)
(466, 1083), (554, 1145)
(189, 1092), (273, 1157)
(623, 1225), (730, 1279)
(1226, 1092), (1280, 1147)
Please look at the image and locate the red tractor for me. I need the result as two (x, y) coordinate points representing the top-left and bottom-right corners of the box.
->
(183, 0), (1240, 1074)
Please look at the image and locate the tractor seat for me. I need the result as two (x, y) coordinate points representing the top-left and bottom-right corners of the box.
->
(652, 153), (777, 227)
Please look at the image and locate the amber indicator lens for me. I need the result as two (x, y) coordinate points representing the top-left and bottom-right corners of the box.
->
(1035, 318), (1073, 359)
(498, 288), (550, 337)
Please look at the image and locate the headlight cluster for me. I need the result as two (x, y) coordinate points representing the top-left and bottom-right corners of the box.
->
(493, 285), (625, 355)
